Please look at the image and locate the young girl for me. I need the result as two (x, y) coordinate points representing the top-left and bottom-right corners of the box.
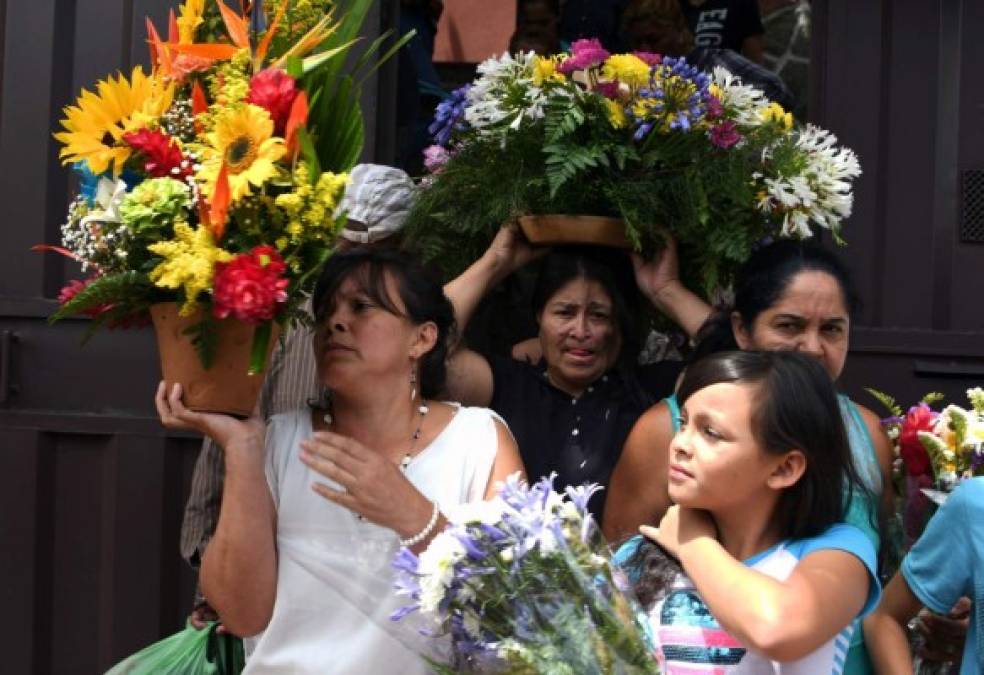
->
(616, 350), (881, 673)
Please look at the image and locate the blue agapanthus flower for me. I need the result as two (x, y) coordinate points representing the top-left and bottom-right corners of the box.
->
(631, 56), (713, 140)
(428, 84), (471, 146)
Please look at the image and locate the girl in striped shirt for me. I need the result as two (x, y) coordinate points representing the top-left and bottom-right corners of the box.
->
(617, 350), (881, 673)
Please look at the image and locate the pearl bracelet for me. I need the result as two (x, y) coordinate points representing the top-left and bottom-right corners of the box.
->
(400, 500), (441, 548)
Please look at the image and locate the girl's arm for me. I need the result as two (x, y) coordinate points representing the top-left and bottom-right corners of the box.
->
(602, 403), (674, 542)
(645, 508), (872, 662)
(863, 573), (920, 675)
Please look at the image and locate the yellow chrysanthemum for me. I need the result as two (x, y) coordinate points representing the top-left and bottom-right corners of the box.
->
(199, 104), (286, 202)
(176, 0), (206, 44)
(761, 101), (793, 131)
(602, 54), (651, 90)
(532, 56), (565, 86)
(148, 222), (234, 315)
(605, 99), (627, 129)
(54, 66), (175, 176)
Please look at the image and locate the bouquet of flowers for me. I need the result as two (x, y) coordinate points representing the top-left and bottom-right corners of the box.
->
(404, 39), (861, 292)
(391, 474), (658, 674)
(43, 0), (396, 377)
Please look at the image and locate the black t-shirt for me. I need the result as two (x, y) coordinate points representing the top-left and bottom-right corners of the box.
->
(679, 0), (764, 52)
(488, 355), (682, 522)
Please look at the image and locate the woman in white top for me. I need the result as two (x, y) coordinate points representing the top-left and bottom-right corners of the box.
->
(156, 248), (524, 674)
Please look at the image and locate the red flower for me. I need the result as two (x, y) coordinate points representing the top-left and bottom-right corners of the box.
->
(59, 278), (112, 318)
(57, 277), (150, 328)
(709, 120), (742, 149)
(247, 68), (298, 136)
(123, 129), (191, 179)
(212, 246), (289, 324)
(899, 402), (937, 476)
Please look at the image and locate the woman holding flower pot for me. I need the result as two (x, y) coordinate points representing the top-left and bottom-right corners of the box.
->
(156, 248), (523, 674)
(444, 224), (710, 520)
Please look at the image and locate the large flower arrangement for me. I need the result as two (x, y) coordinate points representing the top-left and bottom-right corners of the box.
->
(44, 0), (394, 372)
(870, 387), (984, 547)
(404, 39), (861, 291)
(391, 474), (658, 674)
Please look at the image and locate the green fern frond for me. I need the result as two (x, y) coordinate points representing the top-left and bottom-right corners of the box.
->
(865, 388), (903, 418)
(50, 272), (153, 322)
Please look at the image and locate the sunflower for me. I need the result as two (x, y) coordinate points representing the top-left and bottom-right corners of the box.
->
(54, 66), (174, 176)
(199, 104), (286, 202)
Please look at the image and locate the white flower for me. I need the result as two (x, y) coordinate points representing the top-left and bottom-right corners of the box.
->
(464, 51), (550, 135)
(711, 66), (770, 127)
(80, 178), (128, 227)
(416, 531), (466, 614)
(445, 498), (506, 526)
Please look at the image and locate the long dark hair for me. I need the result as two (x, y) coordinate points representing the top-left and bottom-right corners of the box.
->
(311, 248), (456, 399)
(628, 350), (871, 607)
(690, 240), (861, 364)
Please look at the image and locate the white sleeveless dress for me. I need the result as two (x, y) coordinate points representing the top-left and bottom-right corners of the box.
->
(242, 405), (501, 674)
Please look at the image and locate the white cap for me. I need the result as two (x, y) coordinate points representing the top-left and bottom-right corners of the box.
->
(337, 164), (416, 244)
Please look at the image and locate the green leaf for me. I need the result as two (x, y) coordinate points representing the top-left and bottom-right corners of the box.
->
(865, 387), (903, 418)
(249, 321), (273, 375)
(182, 317), (218, 371)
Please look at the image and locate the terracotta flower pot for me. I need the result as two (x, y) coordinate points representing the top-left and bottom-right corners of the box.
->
(150, 303), (280, 417)
(517, 214), (631, 248)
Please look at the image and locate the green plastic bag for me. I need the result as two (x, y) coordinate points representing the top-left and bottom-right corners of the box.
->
(105, 621), (244, 675)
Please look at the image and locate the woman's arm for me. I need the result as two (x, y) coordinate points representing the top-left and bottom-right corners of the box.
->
(443, 225), (544, 405)
(646, 508), (872, 662)
(155, 383), (278, 637)
(630, 236), (711, 339)
(857, 404), (897, 527)
(863, 573), (921, 674)
(602, 403), (674, 542)
(201, 439), (279, 637)
(484, 418), (526, 499)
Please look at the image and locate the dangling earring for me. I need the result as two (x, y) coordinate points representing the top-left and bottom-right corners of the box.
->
(410, 368), (417, 402)
(320, 387), (333, 425)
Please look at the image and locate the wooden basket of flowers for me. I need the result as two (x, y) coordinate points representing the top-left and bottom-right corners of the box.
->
(405, 39), (862, 293)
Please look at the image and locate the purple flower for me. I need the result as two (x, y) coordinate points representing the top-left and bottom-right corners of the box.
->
(593, 81), (621, 99)
(564, 483), (603, 514)
(392, 547), (420, 575)
(633, 51), (662, 67)
(389, 603), (419, 621)
(423, 144), (451, 173)
(557, 38), (610, 73)
(709, 120), (742, 149)
(454, 531), (489, 560)
(705, 94), (724, 120)
(428, 84), (471, 146)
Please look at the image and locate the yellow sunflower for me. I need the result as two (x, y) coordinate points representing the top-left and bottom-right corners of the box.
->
(199, 104), (286, 202)
(54, 66), (174, 176)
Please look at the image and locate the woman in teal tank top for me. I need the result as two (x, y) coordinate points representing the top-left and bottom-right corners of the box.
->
(603, 240), (894, 674)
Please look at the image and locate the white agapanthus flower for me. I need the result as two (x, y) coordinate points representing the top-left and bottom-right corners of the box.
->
(757, 125), (861, 239)
(711, 66), (770, 127)
(465, 51), (550, 134)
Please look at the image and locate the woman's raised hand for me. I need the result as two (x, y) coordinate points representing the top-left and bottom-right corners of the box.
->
(485, 222), (546, 278)
(155, 381), (265, 453)
(299, 431), (433, 537)
(631, 232), (681, 303)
